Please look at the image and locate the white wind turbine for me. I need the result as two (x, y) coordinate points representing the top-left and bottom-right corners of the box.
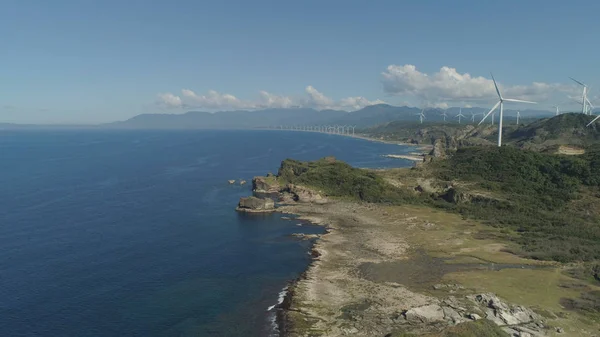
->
(456, 108), (466, 124)
(479, 74), (537, 146)
(441, 110), (448, 122)
(417, 108), (426, 124)
(552, 105), (560, 116)
(516, 111), (521, 125)
(570, 77), (589, 115)
(586, 96), (595, 115)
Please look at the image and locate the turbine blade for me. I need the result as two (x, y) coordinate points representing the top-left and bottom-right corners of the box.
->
(478, 101), (500, 125)
(586, 98), (594, 108)
(569, 77), (586, 87)
(587, 114), (600, 127)
(503, 98), (537, 104)
(490, 73), (502, 99)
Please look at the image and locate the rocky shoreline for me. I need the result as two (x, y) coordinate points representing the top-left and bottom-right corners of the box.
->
(237, 164), (590, 336)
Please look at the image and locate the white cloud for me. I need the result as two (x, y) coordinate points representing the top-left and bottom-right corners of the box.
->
(156, 86), (384, 111)
(427, 102), (449, 109)
(339, 96), (387, 110)
(181, 89), (246, 109)
(157, 93), (183, 108)
(304, 85), (335, 107)
(257, 91), (294, 109)
(381, 64), (573, 103)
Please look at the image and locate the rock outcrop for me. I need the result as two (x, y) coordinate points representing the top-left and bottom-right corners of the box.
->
(283, 184), (328, 204)
(468, 293), (541, 326)
(405, 304), (446, 324)
(400, 294), (547, 336)
(236, 196), (275, 212)
(252, 176), (280, 196)
(431, 138), (447, 158)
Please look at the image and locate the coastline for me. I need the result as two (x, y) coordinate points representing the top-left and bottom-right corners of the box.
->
(259, 128), (433, 154)
(269, 197), (592, 336)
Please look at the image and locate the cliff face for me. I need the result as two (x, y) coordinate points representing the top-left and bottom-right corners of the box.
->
(236, 196), (275, 212)
(283, 184), (328, 204)
(252, 174), (280, 194)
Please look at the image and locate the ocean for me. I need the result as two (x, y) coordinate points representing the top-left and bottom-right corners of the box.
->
(0, 130), (414, 336)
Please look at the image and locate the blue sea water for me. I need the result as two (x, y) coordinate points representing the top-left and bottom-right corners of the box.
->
(0, 130), (414, 337)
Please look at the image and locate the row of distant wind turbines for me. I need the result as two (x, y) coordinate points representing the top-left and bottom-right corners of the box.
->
(417, 74), (598, 147)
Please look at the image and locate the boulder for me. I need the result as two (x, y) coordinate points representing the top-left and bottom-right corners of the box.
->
(404, 304), (445, 324)
(468, 293), (540, 326)
(236, 196), (275, 212)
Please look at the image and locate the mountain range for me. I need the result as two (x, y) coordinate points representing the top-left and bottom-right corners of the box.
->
(1, 104), (563, 130)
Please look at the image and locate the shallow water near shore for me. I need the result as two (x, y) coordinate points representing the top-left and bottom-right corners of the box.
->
(0, 129), (413, 336)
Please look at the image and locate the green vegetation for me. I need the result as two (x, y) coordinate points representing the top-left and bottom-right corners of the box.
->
(434, 320), (509, 337)
(430, 146), (600, 262)
(277, 146), (600, 263)
(277, 157), (414, 203)
(507, 113), (600, 149)
(391, 319), (508, 337)
(363, 121), (485, 145)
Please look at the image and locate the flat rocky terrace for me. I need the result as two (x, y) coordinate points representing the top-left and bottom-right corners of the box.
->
(276, 200), (597, 337)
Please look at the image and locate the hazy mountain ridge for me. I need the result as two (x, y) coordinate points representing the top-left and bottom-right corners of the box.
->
(1, 104), (561, 129)
(108, 104), (557, 129)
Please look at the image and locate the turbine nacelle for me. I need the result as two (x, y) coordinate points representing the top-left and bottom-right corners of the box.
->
(479, 73), (537, 146)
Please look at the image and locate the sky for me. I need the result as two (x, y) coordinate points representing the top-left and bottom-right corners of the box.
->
(1, 0), (599, 124)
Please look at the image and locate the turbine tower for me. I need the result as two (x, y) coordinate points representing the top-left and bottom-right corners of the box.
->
(456, 108), (465, 124)
(516, 111), (521, 125)
(570, 77), (589, 115)
(441, 110), (448, 122)
(479, 73), (537, 147)
(552, 105), (560, 116)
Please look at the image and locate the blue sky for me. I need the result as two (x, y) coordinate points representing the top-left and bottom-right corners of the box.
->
(1, 0), (599, 123)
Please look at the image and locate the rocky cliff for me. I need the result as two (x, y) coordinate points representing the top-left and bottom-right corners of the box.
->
(236, 196), (275, 212)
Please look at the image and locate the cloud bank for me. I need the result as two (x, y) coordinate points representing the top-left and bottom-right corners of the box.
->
(381, 64), (574, 104)
(157, 86), (385, 111)
(157, 64), (586, 112)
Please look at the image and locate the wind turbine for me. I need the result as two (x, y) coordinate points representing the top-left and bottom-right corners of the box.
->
(516, 111), (521, 125)
(479, 73), (537, 146)
(570, 77), (589, 115)
(417, 108), (426, 124)
(456, 108), (465, 124)
(552, 105), (560, 116)
(441, 110), (448, 122)
(586, 96), (595, 115)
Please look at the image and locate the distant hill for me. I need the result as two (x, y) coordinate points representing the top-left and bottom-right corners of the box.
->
(1, 105), (560, 130)
(105, 108), (348, 129)
(506, 113), (600, 152)
(106, 104), (558, 130)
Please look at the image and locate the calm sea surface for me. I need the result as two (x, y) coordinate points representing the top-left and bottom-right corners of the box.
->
(0, 130), (413, 336)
